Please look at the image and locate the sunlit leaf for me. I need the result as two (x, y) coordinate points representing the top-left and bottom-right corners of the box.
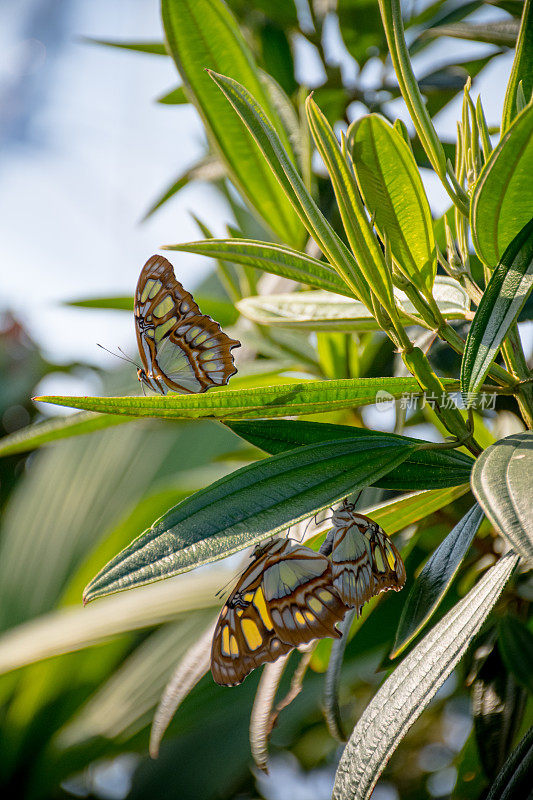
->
(501, 0), (533, 131)
(471, 431), (533, 565)
(35, 377), (458, 421)
(84, 436), (420, 602)
(471, 103), (533, 266)
(348, 113), (436, 296)
(237, 278), (469, 330)
(162, 0), (303, 245)
(332, 552), (519, 800)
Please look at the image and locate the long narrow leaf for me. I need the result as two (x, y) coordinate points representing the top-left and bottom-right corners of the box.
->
(391, 503), (485, 657)
(501, 0), (533, 132)
(84, 436), (420, 602)
(348, 113), (436, 296)
(461, 216), (533, 398)
(161, 0), (303, 245)
(34, 377), (458, 420)
(227, 419), (474, 490)
(471, 102), (533, 266)
(305, 98), (395, 315)
(165, 239), (352, 296)
(207, 70), (372, 307)
(332, 552), (519, 800)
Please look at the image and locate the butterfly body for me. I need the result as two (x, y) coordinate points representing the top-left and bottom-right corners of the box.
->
(211, 538), (348, 686)
(325, 501), (406, 612)
(135, 255), (240, 394)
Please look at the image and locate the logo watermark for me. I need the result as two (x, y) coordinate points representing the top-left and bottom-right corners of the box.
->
(375, 390), (497, 413)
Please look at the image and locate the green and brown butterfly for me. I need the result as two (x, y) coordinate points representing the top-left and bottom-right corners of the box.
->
(135, 254), (240, 394)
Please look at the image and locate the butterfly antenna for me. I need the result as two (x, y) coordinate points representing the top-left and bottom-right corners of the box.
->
(97, 343), (140, 369)
(215, 568), (243, 599)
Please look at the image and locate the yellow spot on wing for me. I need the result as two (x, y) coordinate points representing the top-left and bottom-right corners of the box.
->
(221, 626), (230, 656)
(243, 592), (254, 602)
(318, 589), (333, 602)
(148, 280), (162, 300)
(374, 548), (386, 572)
(295, 611), (306, 625)
(154, 317), (176, 341)
(141, 279), (156, 303)
(153, 296), (174, 318)
(229, 634), (239, 656)
(242, 619), (262, 650)
(308, 597), (323, 614)
(385, 542), (397, 569)
(253, 588), (274, 631)
(304, 610), (315, 623)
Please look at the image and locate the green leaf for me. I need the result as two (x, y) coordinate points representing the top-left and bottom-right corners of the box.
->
(34, 376), (459, 420)
(84, 436), (419, 602)
(68, 292), (238, 326)
(305, 98), (395, 316)
(236, 279), (469, 330)
(391, 503), (485, 657)
(471, 103), (533, 266)
(348, 114), (436, 296)
(0, 411), (133, 458)
(486, 724), (533, 800)
(227, 419), (474, 490)
(471, 431), (533, 565)
(82, 38), (169, 55)
(331, 552), (519, 800)
(502, 0), (533, 131)
(157, 85), (188, 104)
(498, 615), (533, 693)
(143, 155), (225, 220)
(461, 217), (533, 398)
(161, 0), (303, 246)
(422, 20), (520, 46)
(67, 296), (134, 310)
(207, 70), (373, 307)
(0, 568), (222, 675)
(165, 238), (353, 296)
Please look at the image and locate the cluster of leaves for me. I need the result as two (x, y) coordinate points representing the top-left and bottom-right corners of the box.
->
(0, 1), (532, 799)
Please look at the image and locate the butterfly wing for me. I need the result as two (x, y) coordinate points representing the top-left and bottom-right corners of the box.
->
(134, 255), (240, 394)
(261, 540), (348, 646)
(329, 509), (406, 611)
(211, 540), (292, 686)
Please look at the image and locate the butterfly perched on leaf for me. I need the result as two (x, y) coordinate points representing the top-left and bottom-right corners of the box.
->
(134, 254), (240, 394)
(211, 538), (349, 686)
(320, 499), (406, 613)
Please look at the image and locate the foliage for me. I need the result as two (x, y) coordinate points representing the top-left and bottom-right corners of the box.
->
(0, 1), (532, 799)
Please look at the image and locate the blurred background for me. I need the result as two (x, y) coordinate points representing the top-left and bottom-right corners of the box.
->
(0, 1), (530, 799)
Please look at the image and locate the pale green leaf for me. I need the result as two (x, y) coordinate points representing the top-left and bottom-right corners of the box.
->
(332, 552), (519, 800)
(471, 431), (533, 565)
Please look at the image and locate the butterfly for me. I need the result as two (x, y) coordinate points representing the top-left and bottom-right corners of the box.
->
(320, 499), (406, 613)
(134, 254), (240, 394)
(211, 538), (349, 686)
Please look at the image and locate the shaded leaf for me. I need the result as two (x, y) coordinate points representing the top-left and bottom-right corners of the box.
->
(391, 504), (485, 657)
(486, 724), (533, 800)
(423, 20), (519, 46)
(228, 419), (474, 491)
(461, 216), (533, 398)
(331, 552), (519, 800)
(498, 615), (533, 693)
(83, 38), (168, 55)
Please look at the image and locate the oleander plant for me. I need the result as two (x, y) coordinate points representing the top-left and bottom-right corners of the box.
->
(0, 1), (532, 799)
